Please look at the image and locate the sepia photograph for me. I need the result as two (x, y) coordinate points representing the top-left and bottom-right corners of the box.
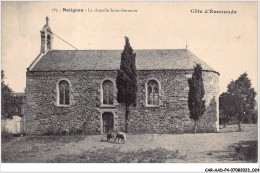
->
(1, 1), (258, 172)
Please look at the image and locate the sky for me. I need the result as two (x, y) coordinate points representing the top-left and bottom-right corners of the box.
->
(1, 1), (258, 94)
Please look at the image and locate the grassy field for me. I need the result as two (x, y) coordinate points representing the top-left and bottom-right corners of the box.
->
(1, 124), (258, 163)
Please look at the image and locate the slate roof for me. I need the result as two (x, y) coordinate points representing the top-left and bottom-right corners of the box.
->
(29, 49), (218, 73)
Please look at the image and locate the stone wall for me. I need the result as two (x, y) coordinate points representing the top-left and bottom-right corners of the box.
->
(128, 70), (219, 134)
(25, 70), (219, 135)
(25, 70), (123, 135)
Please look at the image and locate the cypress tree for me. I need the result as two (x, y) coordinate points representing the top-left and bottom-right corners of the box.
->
(116, 37), (137, 132)
(188, 64), (206, 134)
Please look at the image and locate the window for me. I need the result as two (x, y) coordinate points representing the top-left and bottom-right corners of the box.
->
(47, 35), (51, 49)
(58, 80), (70, 105)
(147, 80), (159, 106)
(102, 80), (114, 105)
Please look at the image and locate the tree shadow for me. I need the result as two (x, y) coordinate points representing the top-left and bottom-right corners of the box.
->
(206, 140), (258, 163)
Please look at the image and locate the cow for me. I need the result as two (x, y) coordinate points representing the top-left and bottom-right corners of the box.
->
(107, 131), (115, 142)
(115, 131), (127, 144)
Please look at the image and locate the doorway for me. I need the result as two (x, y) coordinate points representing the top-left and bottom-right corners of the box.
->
(102, 112), (114, 133)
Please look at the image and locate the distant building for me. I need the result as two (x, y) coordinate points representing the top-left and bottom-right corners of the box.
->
(25, 17), (220, 135)
(1, 116), (25, 134)
(1, 92), (26, 134)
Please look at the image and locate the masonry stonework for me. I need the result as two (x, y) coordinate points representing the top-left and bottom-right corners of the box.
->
(25, 69), (219, 135)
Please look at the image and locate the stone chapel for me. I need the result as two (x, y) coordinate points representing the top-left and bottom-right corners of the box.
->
(25, 17), (220, 135)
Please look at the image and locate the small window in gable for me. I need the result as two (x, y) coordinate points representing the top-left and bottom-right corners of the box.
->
(102, 80), (114, 105)
(59, 80), (70, 105)
(147, 80), (159, 106)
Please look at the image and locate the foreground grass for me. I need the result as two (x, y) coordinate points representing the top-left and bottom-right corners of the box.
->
(2, 135), (85, 144)
(1, 135), (85, 163)
(49, 147), (186, 163)
(2, 135), (185, 163)
(1, 124), (258, 163)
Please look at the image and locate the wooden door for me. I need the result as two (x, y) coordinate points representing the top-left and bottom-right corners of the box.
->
(102, 112), (114, 133)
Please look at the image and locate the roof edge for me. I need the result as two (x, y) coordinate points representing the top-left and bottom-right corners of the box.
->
(186, 49), (218, 73)
(27, 53), (44, 71)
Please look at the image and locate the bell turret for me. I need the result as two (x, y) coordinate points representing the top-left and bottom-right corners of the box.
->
(40, 16), (53, 54)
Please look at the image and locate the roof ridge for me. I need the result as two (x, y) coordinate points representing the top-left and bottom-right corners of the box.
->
(50, 49), (188, 51)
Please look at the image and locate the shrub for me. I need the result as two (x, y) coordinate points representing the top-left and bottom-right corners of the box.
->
(1, 131), (13, 143)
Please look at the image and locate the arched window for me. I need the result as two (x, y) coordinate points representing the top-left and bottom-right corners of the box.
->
(58, 80), (70, 105)
(47, 35), (51, 49)
(102, 80), (114, 105)
(147, 80), (159, 105)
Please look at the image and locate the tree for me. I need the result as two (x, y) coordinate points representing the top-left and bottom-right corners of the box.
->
(1, 70), (16, 119)
(116, 37), (137, 132)
(219, 92), (233, 127)
(251, 109), (258, 124)
(188, 64), (206, 134)
(226, 72), (256, 131)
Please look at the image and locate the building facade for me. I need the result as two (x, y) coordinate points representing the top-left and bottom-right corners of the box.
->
(25, 18), (220, 135)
